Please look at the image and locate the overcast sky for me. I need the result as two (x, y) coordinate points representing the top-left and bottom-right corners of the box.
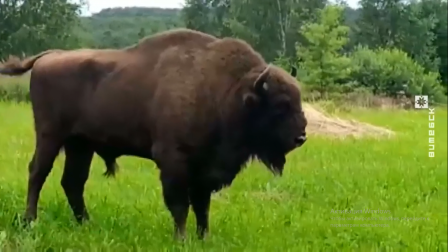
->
(85, 0), (358, 15)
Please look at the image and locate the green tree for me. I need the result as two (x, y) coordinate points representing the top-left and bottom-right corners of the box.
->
(182, 0), (213, 33)
(355, 0), (404, 49)
(417, 0), (447, 93)
(137, 27), (146, 39)
(297, 5), (352, 96)
(400, 0), (439, 72)
(0, 0), (86, 59)
(354, 0), (442, 75)
(182, 0), (326, 62)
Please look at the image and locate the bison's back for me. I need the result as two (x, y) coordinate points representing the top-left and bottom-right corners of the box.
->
(28, 49), (130, 134)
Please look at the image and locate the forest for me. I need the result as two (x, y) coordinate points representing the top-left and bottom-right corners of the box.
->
(1, 0), (447, 104)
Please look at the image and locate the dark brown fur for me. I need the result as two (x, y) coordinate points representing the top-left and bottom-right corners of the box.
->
(1, 50), (122, 177)
(0, 28), (307, 239)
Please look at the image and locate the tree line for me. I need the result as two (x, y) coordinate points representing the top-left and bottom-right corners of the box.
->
(0, 0), (447, 103)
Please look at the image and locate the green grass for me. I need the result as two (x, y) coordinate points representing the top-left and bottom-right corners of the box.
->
(0, 102), (446, 251)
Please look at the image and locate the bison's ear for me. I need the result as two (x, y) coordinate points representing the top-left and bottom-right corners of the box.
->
(253, 65), (270, 93)
(290, 66), (297, 77)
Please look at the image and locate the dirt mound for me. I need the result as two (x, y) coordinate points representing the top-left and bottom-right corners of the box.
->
(303, 104), (395, 138)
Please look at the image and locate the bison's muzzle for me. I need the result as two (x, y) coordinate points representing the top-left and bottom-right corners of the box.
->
(294, 132), (307, 147)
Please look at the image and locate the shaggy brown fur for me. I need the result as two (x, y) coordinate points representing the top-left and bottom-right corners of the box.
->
(0, 28), (307, 240)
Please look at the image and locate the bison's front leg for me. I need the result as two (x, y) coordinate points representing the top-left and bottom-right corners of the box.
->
(190, 186), (211, 239)
(154, 144), (190, 240)
(160, 170), (190, 240)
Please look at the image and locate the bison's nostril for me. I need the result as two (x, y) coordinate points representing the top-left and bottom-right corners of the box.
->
(294, 135), (307, 146)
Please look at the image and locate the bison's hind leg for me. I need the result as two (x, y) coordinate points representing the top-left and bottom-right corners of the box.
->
(94, 150), (119, 178)
(61, 138), (94, 223)
(102, 158), (119, 178)
(23, 136), (63, 224)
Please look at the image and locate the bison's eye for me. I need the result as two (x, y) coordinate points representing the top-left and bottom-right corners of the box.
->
(276, 102), (290, 112)
(274, 97), (291, 114)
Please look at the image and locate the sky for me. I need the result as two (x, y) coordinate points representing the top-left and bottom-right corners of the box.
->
(85, 0), (358, 15)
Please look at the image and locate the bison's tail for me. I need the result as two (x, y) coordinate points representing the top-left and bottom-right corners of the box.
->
(0, 50), (60, 76)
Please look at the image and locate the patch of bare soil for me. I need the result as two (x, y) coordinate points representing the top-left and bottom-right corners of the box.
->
(303, 104), (395, 138)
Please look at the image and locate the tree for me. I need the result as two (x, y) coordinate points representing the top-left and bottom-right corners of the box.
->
(182, 0), (213, 33)
(354, 0), (442, 74)
(399, 0), (439, 72)
(297, 5), (352, 96)
(182, 0), (327, 62)
(355, 0), (404, 49)
(0, 0), (86, 59)
(416, 0), (447, 92)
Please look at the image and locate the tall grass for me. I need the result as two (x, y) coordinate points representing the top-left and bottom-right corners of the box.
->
(0, 75), (31, 103)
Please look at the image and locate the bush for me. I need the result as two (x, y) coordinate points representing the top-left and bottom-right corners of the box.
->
(350, 46), (446, 103)
(0, 76), (30, 103)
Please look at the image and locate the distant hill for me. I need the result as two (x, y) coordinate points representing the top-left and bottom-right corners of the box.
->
(76, 7), (183, 49)
(75, 6), (360, 49)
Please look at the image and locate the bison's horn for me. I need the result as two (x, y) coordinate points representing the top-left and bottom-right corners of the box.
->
(254, 64), (271, 92)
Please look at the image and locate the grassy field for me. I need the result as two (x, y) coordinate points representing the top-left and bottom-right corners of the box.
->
(0, 101), (446, 251)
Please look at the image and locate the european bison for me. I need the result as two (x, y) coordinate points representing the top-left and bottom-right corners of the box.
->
(0, 28), (307, 239)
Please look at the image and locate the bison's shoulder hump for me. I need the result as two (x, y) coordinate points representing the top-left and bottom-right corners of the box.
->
(205, 38), (265, 70)
(135, 28), (218, 49)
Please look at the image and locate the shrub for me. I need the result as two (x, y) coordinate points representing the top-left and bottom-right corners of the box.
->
(350, 45), (446, 103)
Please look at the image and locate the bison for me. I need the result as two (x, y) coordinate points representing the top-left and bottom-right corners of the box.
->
(0, 28), (308, 240)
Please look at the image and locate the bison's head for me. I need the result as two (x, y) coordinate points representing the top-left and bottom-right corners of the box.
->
(243, 64), (307, 176)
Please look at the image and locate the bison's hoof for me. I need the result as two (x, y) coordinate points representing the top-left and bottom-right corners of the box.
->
(12, 214), (34, 229)
(174, 232), (186, 242)
(74, 212), (90, 224)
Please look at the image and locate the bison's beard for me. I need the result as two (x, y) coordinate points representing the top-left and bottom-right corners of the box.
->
(256, 152), (286, 176)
